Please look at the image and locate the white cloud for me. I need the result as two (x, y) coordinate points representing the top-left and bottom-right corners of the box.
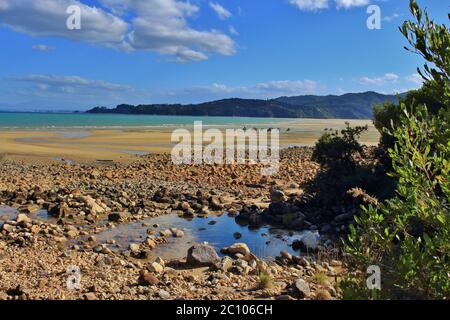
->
(0, 0), (236, 62)
(0, 0), (129, 47)
(288, 0), (329, 11)
(184, 79), (320, 98)
(32, 44), (54, 52)
(359, 73), (399, 85)
(405, 73), (424, 86)
(229, 25), (239, 35)
(288, 0), (370, 11)
(383, 12), (402, 22)
(209, 2), (232, 20)
(12, 74), (134, 93)
(335, 0), (369, 9)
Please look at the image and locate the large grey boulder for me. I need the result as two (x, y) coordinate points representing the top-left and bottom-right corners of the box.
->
(186, 244), (220, 267)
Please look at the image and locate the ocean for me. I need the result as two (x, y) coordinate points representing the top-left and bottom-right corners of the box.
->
(0, 112), (288, 129)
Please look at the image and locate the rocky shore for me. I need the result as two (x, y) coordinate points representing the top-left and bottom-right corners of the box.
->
(0, 147), (351, 300)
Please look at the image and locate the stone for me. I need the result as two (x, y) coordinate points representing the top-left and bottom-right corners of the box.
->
(215, 256), (234, 272)
(148, 262), (164, 273)
(83, 292), (98, 300)
(222, 243), (251, 257)
(48, 203), (71, 218)
(334, 213), (354, 223)
(79, 195), (106, 215)
(16, 213), (31, 224)
(20, 204), (40, 214)
(186, 244), (220, 267)
(108, 212), (131, 223)
(159, 229), (172, 237)
(233, 232), (242, 240)
(158, 289), (171, 299)
(172, 229), (184, 238)
(155, 257), (165, 268)
(138, 272), (160, 286)
(129, 243), (140, 253)
(1, 223), (13, 233)
(270, 190), (286, 203)
(293, 279), (310, 299)
(268, 201), (290, 216)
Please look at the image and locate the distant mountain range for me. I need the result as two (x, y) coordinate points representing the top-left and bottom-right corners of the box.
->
(86, 91), (403, 119)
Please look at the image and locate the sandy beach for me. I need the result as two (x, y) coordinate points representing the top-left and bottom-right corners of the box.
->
(0, 119), (378, 161)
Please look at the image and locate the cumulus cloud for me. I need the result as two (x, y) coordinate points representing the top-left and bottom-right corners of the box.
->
(288, 0), (370, 11)
(288, 0), (329, 11)
(359, 73), (399, 85)
(335, 0), (369, 9)
(0, 0), (129, 47)
(32, 44), (54, 52)
(209, 2), (232, 20)
(0, 0), (236, 62)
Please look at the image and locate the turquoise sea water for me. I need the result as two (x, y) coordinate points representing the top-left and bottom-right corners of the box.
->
(0, 112), (288, 129)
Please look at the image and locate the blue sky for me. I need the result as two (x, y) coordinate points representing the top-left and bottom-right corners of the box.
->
(0, 0), (448, 111)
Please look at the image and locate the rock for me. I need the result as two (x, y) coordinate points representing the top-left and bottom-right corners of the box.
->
(1, 223), (13, 233)
(233, 232), (242, 240)
(159, 229), (172, 237)
(315, 289), (332, 300)
(222, 243), (251, 257)
(108, 212), (130, 223)
(16, 213), (31, 224)
(292, 279), (310, 299)
(172, 229), (184, 238)
(270, 190), (286, 203)
(334, 213), (354, 223)
(186, 244), (220, 267)
(138, 272), (160, 286)
(48, 203), (71, 218)
(280, 250), (293, 261)
(129, 243), (140, 253)
(83, 293), (98, 300)
(66, 229), (78, 239)
(78, 195), (106, 215)
(268, 202), (290, 216)
(158, 289), (171, 299)
(0, 241), (6, 250)
(20, 204), (40, 214)
(155, 257), (165, 268)
(215, 256), (234, 272)
(148, 262), (164, 273)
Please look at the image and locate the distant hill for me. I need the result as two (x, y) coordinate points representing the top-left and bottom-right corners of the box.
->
(86, 91), (403, 119)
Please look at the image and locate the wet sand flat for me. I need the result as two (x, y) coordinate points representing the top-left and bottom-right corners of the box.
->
(0, 119), (378, 161)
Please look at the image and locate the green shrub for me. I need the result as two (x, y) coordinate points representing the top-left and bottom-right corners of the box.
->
(343, 106), (449, 299)
(342, 1), (450, 300)
(312, 122), (368, 171)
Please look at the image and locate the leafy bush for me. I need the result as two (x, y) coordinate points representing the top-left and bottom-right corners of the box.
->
(312, 122), (368, 171)
(342, 1), (450, 300)
(343, 106), (449, 299)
